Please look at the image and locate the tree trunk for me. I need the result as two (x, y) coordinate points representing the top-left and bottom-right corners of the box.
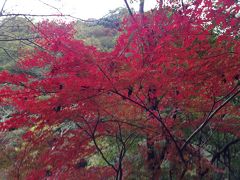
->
(139, 0), (144, 14)
(147, 135), (161, 180)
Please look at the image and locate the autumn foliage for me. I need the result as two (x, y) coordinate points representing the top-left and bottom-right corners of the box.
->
(0, 0), (239, 179)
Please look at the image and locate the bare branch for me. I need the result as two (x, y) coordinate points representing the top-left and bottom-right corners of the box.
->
(37, 0), (62, 15)
(181, 87), (240, 151)
(0, 0), (7, 15)
(123, 0), (134, 17)
(92, 132), (117, 172)
(0, 37), (39, 42)
(211, 138), (240, 163)
(0, 46), (16, 61)
(112, 90), (186, 164)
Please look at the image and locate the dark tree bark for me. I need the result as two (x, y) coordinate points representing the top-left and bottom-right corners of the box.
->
(139, 0), (144, 14)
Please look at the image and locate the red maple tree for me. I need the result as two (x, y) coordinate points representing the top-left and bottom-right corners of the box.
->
(0, 0), (239, 179)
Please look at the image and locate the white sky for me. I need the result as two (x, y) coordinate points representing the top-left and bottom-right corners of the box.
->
(1, 0), (158, 20)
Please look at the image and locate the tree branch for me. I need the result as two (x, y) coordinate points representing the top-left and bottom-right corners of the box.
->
(123, 0), (134, 17)
(211, 138), (240, 163)
(139, 0), (144, 14)
(181, 87), (240, 151)
(0, 0), (7, 15)
(113, 90), (186, 164)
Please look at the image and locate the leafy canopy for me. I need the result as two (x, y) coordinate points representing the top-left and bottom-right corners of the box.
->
(0, 0), (239, 179)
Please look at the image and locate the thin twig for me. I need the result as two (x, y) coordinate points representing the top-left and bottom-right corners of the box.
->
(0, 0), (7, 15)
(37, 0), (62, 15)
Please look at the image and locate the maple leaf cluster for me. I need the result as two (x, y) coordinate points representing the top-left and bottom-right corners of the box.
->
(0, 0), (239, 179)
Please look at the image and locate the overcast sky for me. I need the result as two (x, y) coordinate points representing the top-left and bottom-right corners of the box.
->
(1, 0), (158, 20)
